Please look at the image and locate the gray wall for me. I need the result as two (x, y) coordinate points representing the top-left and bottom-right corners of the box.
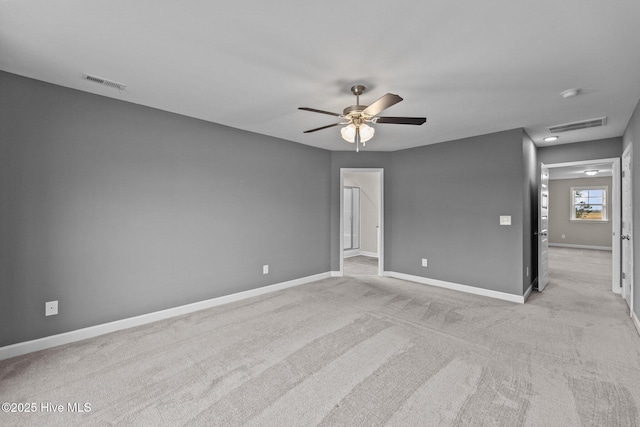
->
(538, 137), (622, 165)
(331, 130), (533, 296)
(623, 97), (640, 323)
(0, 71), (332, 347)
(386, 129), (528, 296)
(9, 69), (606, 348)
(548, 177), (613, 248)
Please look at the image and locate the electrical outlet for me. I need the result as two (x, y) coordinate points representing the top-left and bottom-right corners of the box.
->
(499, 216), (511, 225)
(45, 300), (58, 316)
(263, 265), (269, 275)
(421, 258), (428, 267)
(562, 234), (566, 239)
(526, 267), (529, 277)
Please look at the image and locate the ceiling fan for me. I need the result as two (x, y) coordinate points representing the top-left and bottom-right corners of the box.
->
(299, 85), (427, 151)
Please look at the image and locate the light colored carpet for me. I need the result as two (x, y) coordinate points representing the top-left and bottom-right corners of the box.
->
(343, 255), (378, 276)
(2, 248), (640, 426)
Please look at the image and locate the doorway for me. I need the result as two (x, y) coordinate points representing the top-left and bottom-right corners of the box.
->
(539, 158), (621, 294)
(340, 168), (384, 276)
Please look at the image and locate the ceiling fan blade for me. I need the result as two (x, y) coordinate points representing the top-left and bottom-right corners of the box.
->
(299, 107), (342, 117)
(361, 93), (403, 117)
(375, 116), (427, 125)
(303, 122), (342, 133)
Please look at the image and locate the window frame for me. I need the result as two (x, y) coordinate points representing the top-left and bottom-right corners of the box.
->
(570, 185), (608, 222)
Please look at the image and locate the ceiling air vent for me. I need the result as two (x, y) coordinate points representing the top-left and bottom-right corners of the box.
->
(547, 117), (607, 134)
(82, 73), (127, 90)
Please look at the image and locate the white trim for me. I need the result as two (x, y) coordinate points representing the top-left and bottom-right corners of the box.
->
(383, 271), (526, 304)
(632, 310), (640, 337)
(330, 271), (342, 277)
(0, 272), (332, 361)
(549, 243), (612, 251)
(359, 251), (379, 258)
(344, 249), (360, 258)
(612, 157), (622, 293)
(344, 250), (378, 259)
(544, 158), (621, 169)
(622, 145), (634, 311)
(539, 163), (550, 291)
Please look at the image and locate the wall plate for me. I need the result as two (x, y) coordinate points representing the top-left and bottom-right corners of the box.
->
(500, 216), (511, 225)
(45, 300), (58, 316)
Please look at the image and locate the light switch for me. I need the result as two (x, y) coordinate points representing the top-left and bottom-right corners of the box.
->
(500, 216), (511, 225)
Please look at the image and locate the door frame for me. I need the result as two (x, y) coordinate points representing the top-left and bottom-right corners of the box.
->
(538, 163), (550, 291)
(340, 168), (384, 276)
(622, 144), (633, 313)
(542, 157), (621, 294)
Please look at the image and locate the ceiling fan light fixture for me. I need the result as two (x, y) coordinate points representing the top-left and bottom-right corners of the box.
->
(359, 123), (375, 142)
(341, 123), (375, 143)
(341, 124), (357, 143)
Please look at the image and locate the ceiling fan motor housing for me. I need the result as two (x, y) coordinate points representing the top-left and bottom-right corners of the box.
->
(343, 105), (368, 116)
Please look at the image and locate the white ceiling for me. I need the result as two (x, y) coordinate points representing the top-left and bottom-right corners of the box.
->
(2, 1), (640, 152)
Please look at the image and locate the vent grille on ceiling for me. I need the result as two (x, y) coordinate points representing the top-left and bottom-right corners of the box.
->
(82, 73), (127, 90)
(547, 117), (607, 133)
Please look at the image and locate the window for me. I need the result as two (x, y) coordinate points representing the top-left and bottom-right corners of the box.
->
(570, 186), (607, 221)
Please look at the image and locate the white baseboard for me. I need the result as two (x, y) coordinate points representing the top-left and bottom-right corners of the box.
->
(359, 251), (379, 258)
(344, 250), (378, 259)
(0, 272), (332, 361)
(383, 271), (526, 304)
(330, 271), (342, 277)
(633, 310), (640, 337)
(549, 243), (612, 251)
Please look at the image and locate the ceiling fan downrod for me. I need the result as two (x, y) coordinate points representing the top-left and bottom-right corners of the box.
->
(351, 84), (366, 106)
